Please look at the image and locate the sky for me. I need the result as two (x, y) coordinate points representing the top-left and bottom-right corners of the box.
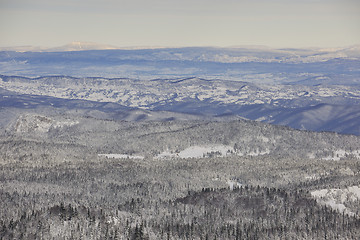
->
(0, 0), (359, 48)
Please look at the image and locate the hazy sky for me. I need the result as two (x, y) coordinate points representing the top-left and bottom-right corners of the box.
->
(1, 0), (359, 48)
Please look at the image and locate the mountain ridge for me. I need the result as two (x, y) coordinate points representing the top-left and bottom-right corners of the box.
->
(1, 46), (359, 84)
(0, 75), (359, 135)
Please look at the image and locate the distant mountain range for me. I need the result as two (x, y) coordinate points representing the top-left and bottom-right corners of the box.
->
(0, 75), (359, 135)
(0, 45), (359, 135)
(0, 45), (359, 84)
(0, 41), (119, 52)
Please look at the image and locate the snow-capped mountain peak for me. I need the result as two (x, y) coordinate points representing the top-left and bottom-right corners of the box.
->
(47, 42), (119, 52)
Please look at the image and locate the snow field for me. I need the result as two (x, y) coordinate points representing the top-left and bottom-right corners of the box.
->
(311, 186), (360, 216)
(98, 154), (144, 160)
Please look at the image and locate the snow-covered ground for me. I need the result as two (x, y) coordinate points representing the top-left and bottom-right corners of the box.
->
(321, 149), (360, 161)
(247, 149), (270, 156)
(155, 145), (271, 159)
(0, 76), (358, 110)
(1, 76), (359, 135)
(227, 179), (242, 190)
(156, 145), (234, 159)
(98, 154), (144, 160)
(14, 114), (79, 133)
(311, 186), (360, 216)
(307, 149), (360, 161)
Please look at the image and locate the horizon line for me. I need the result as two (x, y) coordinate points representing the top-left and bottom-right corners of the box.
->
(1, 41), (360, 52)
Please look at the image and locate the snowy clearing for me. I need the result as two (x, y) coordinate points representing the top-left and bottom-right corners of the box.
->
(156, 145), (234, 159)
(311, 186), (360, 216)
(321, 149), (360, 161)
(98, 154), (144, 160)
(227, 180), (242, 191)
(155, 144), (273, 159)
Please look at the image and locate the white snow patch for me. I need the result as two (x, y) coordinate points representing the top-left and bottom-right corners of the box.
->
(255, 116), (267, 121)
(254, 99), (264, 104)
(321, 149), (360, 161)
(156, 145), (234, 159)
(53, 120), (79, 129)
(98, 154), (144, 160)
(324, 200), (347, 213)
(14, 115), (79, 133)
(307, 152), (316, 159)
(247, 149), (270, 156)
(227, 179), (242, 191)
(311, 185), (360, 216)
(156, 145), (271, 159)
(179, 145), (232, 158)
(15, 115), (53, 133)
(304, 174), (321, 180)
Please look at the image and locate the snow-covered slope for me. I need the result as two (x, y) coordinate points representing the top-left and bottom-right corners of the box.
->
(156, 145), (234, 159)
(0, 87), (230, 130)
(0, 76), (359, 135)
(234, 103), (360, 135)
(1, 76), (358, 108)
(14, 114), (78, 133)
(311, 186), (360, 216)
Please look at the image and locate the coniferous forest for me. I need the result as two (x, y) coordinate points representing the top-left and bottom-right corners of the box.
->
(1, 2), (360, 239)
(1, 115), (360, 239)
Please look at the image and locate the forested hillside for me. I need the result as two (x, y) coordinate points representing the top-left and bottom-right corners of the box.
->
(1, 114), (360, 239)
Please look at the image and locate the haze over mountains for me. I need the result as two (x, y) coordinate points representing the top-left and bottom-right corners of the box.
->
(0, 42), (119, 52)
(1, 43), (359, 83)
(0, 43), (359, 135)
